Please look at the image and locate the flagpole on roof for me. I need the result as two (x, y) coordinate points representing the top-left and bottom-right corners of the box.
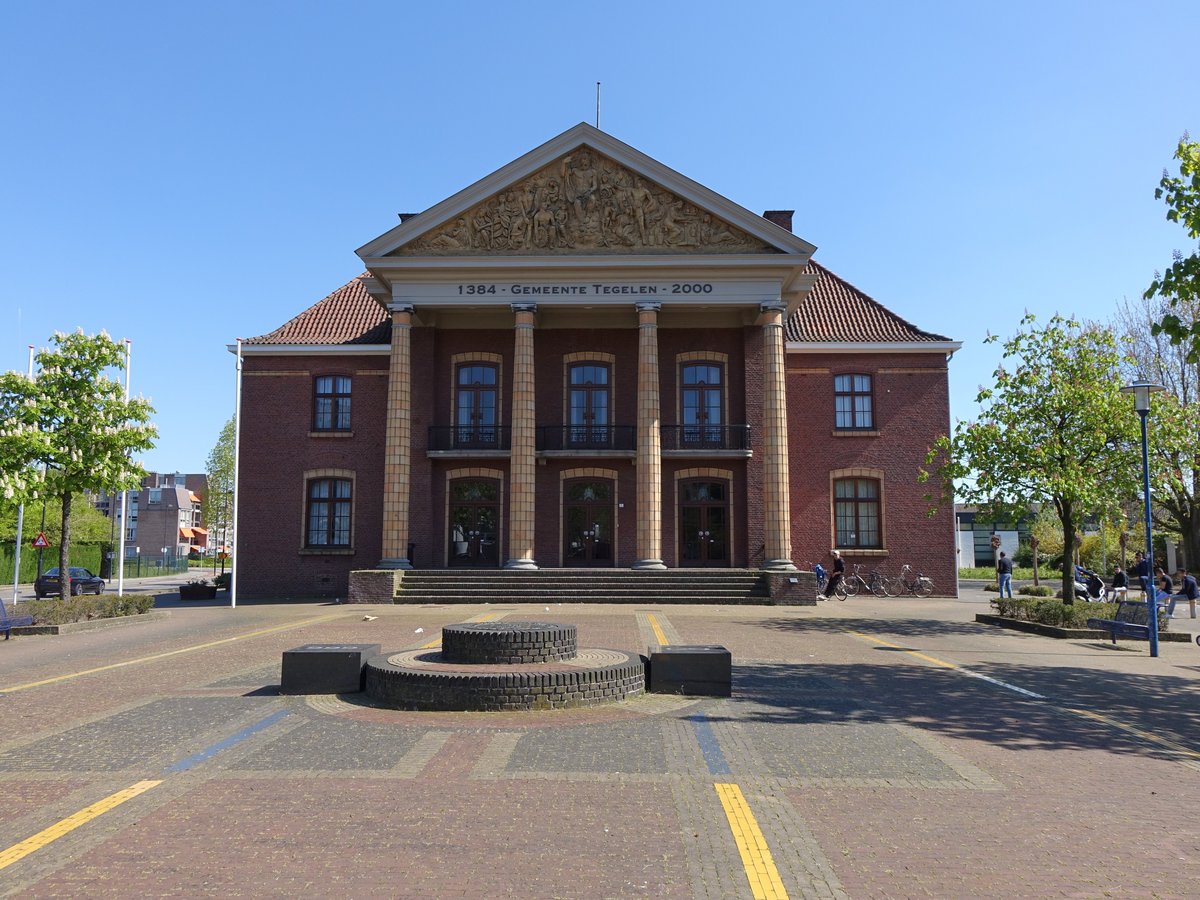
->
(117, 339), (132, 596)
(230, 338), (243, 609)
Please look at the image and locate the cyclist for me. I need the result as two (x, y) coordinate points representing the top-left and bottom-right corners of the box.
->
(823, 550), (845, 600)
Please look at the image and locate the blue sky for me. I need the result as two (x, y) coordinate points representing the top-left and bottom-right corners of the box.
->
(2, 1), (1197, 473)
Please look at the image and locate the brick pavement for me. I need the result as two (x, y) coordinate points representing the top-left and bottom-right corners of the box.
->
(0, 589), (1197, 897)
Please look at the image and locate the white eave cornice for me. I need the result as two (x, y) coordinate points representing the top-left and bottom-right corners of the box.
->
(355, 123), (817, 261)
(230, 344), (391, 356)
(786, 340), (963, 355)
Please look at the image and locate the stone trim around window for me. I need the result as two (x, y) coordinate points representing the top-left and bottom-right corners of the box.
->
(301, 467), (355, 553)
(828, 467), (885, 551)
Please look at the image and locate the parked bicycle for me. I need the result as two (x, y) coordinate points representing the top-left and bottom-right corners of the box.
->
(843, 563), (894, 598)
(888, 564), (934, 597)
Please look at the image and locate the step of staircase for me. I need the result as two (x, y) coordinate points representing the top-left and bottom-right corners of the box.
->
(394, 569), (773, 605)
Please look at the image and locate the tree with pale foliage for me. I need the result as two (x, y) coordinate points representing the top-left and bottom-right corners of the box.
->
(0, 331), (156, 599)
(1148, 134), (1200, 359)
(921, 314), (1141, 603)
(1116, 291), (1200, 568)
(203, 417), (235, 572)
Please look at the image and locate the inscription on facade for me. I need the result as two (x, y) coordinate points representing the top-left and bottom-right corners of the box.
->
(394, 148), (775, 257)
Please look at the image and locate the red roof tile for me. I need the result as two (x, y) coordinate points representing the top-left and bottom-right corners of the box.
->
(244, 275), (389, 345)
(247, 263), (950, 347)
(786, 262), (951, 344)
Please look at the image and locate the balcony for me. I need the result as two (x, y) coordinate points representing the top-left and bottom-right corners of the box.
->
(428, 425), (512, 452)
(661, 425), (751, 452)
(537, 425), (636, 452)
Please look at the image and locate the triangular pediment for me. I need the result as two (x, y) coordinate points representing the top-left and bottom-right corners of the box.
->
(357, 123), (816, 262)
(391, 147), (775, 257)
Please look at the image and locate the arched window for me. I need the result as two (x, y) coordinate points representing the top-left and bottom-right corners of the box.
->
(456, 363), (499, 447)
(681, 362), (724, 446)
(834, 477), (880, 548)
(306, 477), (352, 547)
(568, 362), (611, 446)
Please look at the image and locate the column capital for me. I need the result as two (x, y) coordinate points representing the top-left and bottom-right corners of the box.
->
(759, 300), (786, 314)
(635, 301), (662, 313)
(511, 302), (538, 315)
(387, 302), (415, 314)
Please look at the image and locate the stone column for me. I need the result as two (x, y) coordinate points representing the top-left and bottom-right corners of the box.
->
(634, 302), (666, 569)
(379, 303), (414, 569)
(759, 301), (797, 571)
(505, 303), (538, 569)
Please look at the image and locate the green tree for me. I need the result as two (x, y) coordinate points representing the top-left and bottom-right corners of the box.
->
(203, 416), (235, 572)
(922, 314), (1141, 603)
(1116, 291), (1200, 568)
(1148, 134), (1200, 358)
(0, 330), (156, 598)
(0, 497), (113, 544)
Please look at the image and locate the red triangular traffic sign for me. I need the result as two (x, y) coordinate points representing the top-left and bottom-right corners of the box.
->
(32, 532), (50, 549)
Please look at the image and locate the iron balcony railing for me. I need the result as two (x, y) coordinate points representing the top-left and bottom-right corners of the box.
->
(428, 425), (512, 451)
(660, 424), (751, 451)
(537, 425), (637, 451)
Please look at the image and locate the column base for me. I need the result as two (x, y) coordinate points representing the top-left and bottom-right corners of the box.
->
(504, 558), (539, 570)
(761, 558), (798, 572)
(377, 557), (413, 570)
(632, 558), (667, 570)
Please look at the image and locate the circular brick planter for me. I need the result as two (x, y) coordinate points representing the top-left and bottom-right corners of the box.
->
(442, 621), (576, 664)
(364, 620), (643, 711)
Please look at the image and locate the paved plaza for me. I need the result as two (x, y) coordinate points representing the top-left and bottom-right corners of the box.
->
(1, 586), (1198, 898)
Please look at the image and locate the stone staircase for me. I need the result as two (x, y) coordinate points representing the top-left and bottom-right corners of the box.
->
(393, 569), (777, 605)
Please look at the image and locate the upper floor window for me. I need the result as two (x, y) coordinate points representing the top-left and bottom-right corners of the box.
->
(569, 363), (610, 445)
(314, 375), (352, 432)
(306, 478), (352, 547)
(834, 374), (873, 430)
(682, 363), (723, 445)
(456, 363), (499, 447)
(834, 477), (881, 548)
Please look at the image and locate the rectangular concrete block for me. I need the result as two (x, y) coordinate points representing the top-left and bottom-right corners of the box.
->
(281, 643), (381, 694)
(647, 644), (731, 696)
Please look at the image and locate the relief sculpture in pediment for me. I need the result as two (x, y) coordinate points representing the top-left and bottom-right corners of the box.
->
(395, 148), (775, 256)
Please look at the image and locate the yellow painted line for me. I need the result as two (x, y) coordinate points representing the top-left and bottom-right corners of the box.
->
(647, 613), (669, 647)
(421, 612), (500, 650)
(845, 630), (1200, 758)
(1066, 707), (1200, 760)
(0, 780), (161, 871)
(714, 783), (789, 900)
(0, 613), (345, 694)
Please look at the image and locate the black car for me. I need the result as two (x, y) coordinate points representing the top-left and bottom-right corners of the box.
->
(34, 567), (106, 598)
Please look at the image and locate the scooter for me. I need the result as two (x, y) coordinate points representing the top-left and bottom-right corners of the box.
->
(1074, 565), (1105, 601)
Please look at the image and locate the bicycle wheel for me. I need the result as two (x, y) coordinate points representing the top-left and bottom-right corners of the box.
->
(915, 577), (934, 598)
(884, 576), (903, 596)
(869, 576), (888, 598)
(833, 580), (848, 600)
(842, 576), (859, 597)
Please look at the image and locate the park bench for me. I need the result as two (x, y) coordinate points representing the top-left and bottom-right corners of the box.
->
(1086, 600), (1155, 644)
(1, 603), (35, 640)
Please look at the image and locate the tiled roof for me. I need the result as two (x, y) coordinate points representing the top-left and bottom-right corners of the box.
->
(247, 263), (950, 347)
(786, 261), (951, 344)
(244, 275), (390, 345)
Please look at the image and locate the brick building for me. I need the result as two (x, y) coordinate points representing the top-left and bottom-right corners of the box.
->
(235, 124), (960, 599)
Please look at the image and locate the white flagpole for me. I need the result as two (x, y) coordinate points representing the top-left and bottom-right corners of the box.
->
(117, 339), (132, 596)
(230, 338), (243, 609)
(11, 346), (34, 604)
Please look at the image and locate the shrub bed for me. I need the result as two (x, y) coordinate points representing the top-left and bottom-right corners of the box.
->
(991, 597), (1168, 630)
(18, 594), (155, 626)
(1017, 584), (1055, 597)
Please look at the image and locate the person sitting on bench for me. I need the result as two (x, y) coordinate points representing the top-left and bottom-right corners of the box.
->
(1163, 567), (1199, 619)
(1108, 565), (1128, 601)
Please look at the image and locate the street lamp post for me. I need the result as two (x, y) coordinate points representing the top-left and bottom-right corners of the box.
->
(1121, 380), (1166, 657)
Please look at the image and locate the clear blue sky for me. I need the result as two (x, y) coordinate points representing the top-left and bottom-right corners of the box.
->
(2, 1), (1197, 473)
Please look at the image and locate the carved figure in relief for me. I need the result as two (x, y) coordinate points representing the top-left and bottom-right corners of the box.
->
(627, 177), (657, 245)
(700, 213), (738, 246)
(561, 150), (599, 224)
(429, 217), (470, 250)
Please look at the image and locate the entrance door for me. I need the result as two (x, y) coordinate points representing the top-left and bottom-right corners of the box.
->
(679, 479), (729, 567)
(448, 478), (500, 567)
(563, 479), (614, 566)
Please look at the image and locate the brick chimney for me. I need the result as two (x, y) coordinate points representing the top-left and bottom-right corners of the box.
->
(762, 210), (794, 233)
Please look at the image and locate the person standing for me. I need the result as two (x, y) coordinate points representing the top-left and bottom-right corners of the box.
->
(824, 550), (845, 599)
(996, 551), (1014, 598)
